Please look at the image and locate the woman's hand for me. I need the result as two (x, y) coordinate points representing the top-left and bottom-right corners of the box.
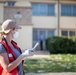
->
(21, 48), (34, 60)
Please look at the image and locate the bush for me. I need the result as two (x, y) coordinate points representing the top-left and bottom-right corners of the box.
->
(46, 36), (76, 54)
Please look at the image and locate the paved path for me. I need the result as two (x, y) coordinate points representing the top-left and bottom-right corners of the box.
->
(26, 72), (76, 75)
(28, 50), (50, 59)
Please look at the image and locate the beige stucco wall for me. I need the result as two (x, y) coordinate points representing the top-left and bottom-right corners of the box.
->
(15, 0), (56, 7)
(60, 17), (76, 29)
(15, 0), (31, 7)
(0, 3), (4, 23)
(14, 25), (33, 50)
(60, 1), (76, 4)
(32, 16), (57, 29)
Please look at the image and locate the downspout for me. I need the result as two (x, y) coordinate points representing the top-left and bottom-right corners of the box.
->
(57, 0), (60, 36)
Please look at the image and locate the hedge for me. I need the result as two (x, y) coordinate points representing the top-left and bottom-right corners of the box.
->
(46, 36), (76, 54)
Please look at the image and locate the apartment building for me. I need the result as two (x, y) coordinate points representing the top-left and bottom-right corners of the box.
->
(0, 0), (76, 50)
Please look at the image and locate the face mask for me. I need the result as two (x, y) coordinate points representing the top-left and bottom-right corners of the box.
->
(13, 31), (19, 39)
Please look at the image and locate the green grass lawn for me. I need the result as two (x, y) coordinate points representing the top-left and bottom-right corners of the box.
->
(24, 54), (76, 73)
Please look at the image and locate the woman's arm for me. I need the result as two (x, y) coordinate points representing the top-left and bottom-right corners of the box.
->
(0, 53), (24, 72)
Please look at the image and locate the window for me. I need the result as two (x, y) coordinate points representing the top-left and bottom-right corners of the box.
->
(69, 31), (75, 36)
(7, 1), (15, 6)
(73, 5), (76, 16)
(32, 3), (55, 16)
(33, 29), (55, 41)
(39, 4), (47, 16)
(61, 31), (68, 36)
(33, 30), (38, 41)
(47, 30), (55, 37)
(61, 30), (76, 37)
(61, 5), (76, 16)
(48, 4), (55, 16)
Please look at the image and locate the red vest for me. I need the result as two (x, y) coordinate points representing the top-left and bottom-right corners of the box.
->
(0, 40), (23, 75)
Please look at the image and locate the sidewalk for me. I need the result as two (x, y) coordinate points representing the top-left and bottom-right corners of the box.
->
(26, 72), (76, 75)
(28, 50), (50, 59)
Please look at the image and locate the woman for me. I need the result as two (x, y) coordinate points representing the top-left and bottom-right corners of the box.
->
(0, 19), (32, 75)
